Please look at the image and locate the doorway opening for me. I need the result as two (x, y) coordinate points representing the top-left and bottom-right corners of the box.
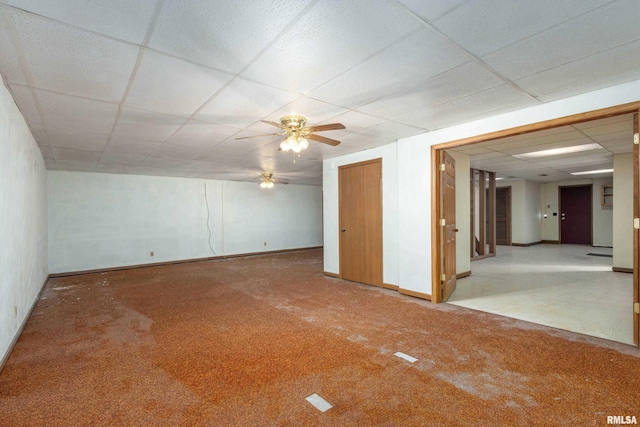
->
(431, 105), (640, 346)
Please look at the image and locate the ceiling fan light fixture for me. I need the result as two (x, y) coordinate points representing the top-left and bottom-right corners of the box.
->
(298, 136), (309, 150)
(259, 172), (276, 189)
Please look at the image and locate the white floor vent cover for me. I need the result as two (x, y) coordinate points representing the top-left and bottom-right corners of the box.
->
(394, 351), (418, 363)
(305, 393), (333, 412)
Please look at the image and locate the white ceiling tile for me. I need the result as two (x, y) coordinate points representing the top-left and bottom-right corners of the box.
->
(432, 0), (611, 57)
(482, 0), (640, 81)
(53, 147), (102, 162)
(515, 39), (640, 100)
(573, 114), (631, 130)
(194, 149), (243, 164)
(195, 78), (299, 127)
(321, 111), (385, 132)
(95, 163), (145, 174)
(449, 146), (495, 155)
(147, 143), (204, 161)
(600, 141), (633, 154)
(531, 153), (612, 168)
(396, 84), (537, 130)
(1, 0), (638, 184)
(29, 123), (49, 145)
(0, 8), (28, 85)
(47, 126), (109, 151)
(308, 28), (468, 108)
(396, 0), (468, 22)
(113, 108), (186, 141)
(579, 121), (632, 138)
(165, 120), (240, 149)
(357, 62), (503, 119)
(4, 0), (158, 44)
(8, 84), (41, 124)
(137, 156), (192, 170)
(98, 151), (147, 166)
(264, 97), (349, 129)
(489, 135), (593, 154)
(211, 135), (279, 155)
(149, 0), (313, 73)
(104, 136), (163, 155)
(54, 159), (98, 172)
(607, 145), (634, 154)
(38, 145), (55, 160)
(356, 120), (425, 142)
(592, 131), (634, 145)
(126, 50), (233, 118)
(35, 89), (118, 134)
(8, 9), (140, 102)
(482, 125), (578, 146)
(242, 0), (421, 93)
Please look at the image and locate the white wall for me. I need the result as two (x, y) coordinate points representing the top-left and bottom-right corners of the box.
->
(448, 151), (471, 275)
(323, 144), (399, 286)
(323, 80), (640, 297)
(523, 181), (542, 244)
(1, 84), (48, 366)
(496, 179), (541, 245)
(48, 171), (322, 273)
(592, 178), (613, 247)
(613, 153), (633, 269)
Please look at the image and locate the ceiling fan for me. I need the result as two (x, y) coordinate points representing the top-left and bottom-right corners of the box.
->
(235, 115), (345, 153)
(259, 172), (289, 188)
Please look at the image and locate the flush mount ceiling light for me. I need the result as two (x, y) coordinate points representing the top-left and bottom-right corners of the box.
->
(513, 143), (603, 159)
(235, 115), (345, 155)
(570, 168), (614, 176)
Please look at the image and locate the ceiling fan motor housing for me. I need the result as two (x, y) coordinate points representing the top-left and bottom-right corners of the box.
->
(280, 115), (307, 130)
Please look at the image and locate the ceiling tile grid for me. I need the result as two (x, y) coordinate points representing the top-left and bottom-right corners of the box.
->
(0, 0), (638, 185)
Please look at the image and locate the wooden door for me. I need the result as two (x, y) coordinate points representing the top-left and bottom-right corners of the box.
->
(560, 186), (592, 245)
(633, 112), (639, 345)
(496, 187), (511, 245)
(441, 151), (456, 301)
(339, 159), (383, 287)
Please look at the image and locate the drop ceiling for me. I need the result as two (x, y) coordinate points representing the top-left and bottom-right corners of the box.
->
(1, 0), (639, 185)
(449, 113), (635, 182)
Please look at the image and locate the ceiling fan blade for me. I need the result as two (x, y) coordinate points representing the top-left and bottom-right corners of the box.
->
(235, 132), (284, 140)
(303, 123), (345, 132)
(273, 179), (290, 185)
(308, 133), (341, 146)
(261, 120), (283, 128)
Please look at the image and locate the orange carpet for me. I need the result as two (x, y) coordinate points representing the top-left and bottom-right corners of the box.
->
(1, 249), (638, 426)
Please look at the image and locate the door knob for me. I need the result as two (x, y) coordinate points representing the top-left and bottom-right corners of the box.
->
(341, 229), (346, 232)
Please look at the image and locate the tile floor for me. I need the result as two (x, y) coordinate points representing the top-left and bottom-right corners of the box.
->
(448, 244), (635, 345)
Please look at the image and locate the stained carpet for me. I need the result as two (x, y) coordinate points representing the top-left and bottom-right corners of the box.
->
(1, 249), (638, 426)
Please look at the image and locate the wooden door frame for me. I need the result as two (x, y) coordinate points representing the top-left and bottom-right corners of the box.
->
(558, 184), (593, 245)
(634, 112), (639, 345)
(338, 158), (383, 286)
(431, 101), (640, 305)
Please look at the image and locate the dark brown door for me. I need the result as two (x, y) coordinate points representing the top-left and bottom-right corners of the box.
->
(496, 187), (511, 245)
(339, 159), (383, 287)
(560, 185), (592, 244)
(441, 151), (456, 301)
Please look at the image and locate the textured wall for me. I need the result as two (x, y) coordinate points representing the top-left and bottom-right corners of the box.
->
(48, 171), (322, 273)
(0, 83), (48, 366)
